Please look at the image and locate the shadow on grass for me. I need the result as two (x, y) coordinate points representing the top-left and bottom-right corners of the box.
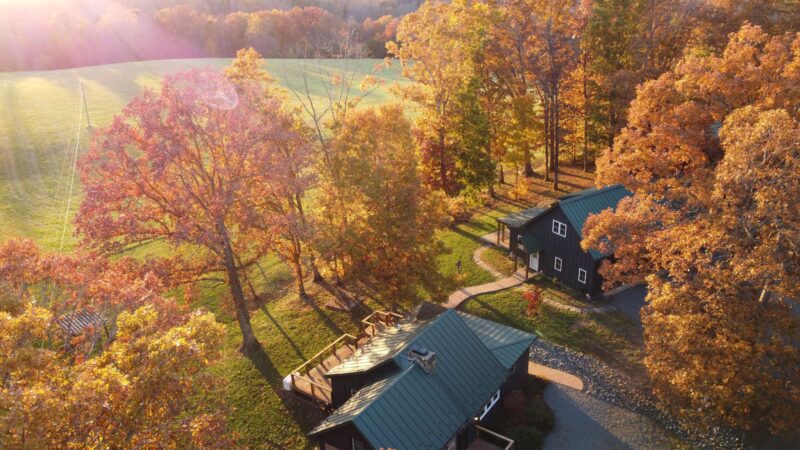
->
(244, 344), (327, 435)
(259, 304), (307, 361)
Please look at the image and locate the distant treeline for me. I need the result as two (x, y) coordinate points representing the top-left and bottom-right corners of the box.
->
(0, 0), (407, 71)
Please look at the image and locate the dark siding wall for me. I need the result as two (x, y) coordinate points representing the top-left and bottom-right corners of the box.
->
(504, 349), (529, 393)
(517, 208), (601, 296)
(316, 424), (373, 450)
(329, 364), (398, 408)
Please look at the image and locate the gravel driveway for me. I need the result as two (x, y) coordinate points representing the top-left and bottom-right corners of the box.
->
(543, 383), (677, 450)
(531, 339), (743, 449)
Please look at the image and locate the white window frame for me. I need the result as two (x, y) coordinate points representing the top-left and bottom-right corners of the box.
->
(578, 269), (589, 284)
(578, 268), (587, 284)
(552, 220), (567, 237)
(554, 256), (563, 272)
(479, 389), (502, 420)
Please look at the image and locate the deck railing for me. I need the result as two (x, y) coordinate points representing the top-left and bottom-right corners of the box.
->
(287, 311), (404, 405)
(289, 333), (358, 402)
(360, 311), (403, 338)
(475, 425), (514, 450)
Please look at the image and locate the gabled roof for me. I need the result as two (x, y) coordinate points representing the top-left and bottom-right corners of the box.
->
(497, 206), (548, 228)
(557, 184), (631, 259)
(456, 311), (537, 369)
(309, 310), (536, 448)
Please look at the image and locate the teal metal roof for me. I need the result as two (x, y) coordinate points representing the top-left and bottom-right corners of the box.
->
(558, 184), (631, 259)
(310, 310), (531, 448)
(519, 234), (542, 253)
(497, 206), (548, 228)
(326, 322), (425, 376)
(457, 312), (537, 368)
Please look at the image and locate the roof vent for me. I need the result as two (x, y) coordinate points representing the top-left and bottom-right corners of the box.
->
(408, 345), (436, 374)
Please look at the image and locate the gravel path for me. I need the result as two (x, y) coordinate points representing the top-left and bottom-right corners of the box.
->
(543, 383), (677, 450)
(531, 339), (744, 449)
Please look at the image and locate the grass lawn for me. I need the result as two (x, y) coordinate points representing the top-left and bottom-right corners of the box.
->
(481, 246), (517, 276)
(0, 58), (407, 250)
(434, 197), (527, 292)
(197, 260), (418, 449)
(459, 289), (644, 373)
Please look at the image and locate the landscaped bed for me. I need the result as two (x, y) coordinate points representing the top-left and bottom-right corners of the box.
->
(485, 375), (555, 450)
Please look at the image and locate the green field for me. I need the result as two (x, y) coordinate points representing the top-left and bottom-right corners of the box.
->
(0, 58), (408, 250)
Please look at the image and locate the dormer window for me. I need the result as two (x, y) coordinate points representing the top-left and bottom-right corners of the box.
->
(552, 220), (567, 237)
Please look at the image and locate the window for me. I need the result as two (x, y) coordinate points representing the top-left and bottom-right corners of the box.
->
(554, 256), (563, 272)
(479, 389), (502, 420)
(578, 268), (587, 284)
(351, 437), (366, 450)
(552, 220), (567, 237)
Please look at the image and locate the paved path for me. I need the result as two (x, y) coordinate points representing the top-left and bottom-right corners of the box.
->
(543, 384), (678, 450)
(528, 361), (584, 390)
(444, 270), (528, 308)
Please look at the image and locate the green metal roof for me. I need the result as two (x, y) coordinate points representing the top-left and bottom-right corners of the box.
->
(558, 184), (631, 259)
(310, 310), (532, 448)
(497, 206), (548, 228)
(325, 322), (425, 376)
(457, 312), (537, 368)
(519, 234), (542, 253)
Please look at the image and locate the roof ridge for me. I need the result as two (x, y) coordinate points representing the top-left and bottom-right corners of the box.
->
(559, 183), (623, 206)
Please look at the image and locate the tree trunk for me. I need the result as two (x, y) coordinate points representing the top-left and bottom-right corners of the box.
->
(294, 192), (323, 283)
(499, 164), (505, 184)
(582, 56), (589, 172)
(543, 98), (550, 182)
(291, 239), (307, 299)
(439, 129), (448, 192)
(553, 90), (560, 191)
(219, 224), (260, 353)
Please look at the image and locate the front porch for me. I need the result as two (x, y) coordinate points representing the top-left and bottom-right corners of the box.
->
(467, 425), (515, 450)
(285, 311), (403, 407)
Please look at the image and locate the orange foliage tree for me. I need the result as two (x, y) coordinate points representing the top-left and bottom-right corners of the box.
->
(0, 239), (230, 448)
(76, 68), (312, 352)
(583, 24), (800, 432)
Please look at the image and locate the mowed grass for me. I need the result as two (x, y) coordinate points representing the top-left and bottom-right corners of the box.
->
(0, 58), (408, 250)
(460, 288), (644, 372)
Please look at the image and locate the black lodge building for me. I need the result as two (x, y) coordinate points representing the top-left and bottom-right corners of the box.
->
(496, 184), (631, 297)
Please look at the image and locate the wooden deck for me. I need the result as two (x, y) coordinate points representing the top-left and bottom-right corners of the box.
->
(287, 311), (402, 406)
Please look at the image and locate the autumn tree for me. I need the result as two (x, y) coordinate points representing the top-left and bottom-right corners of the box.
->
(388, 0), (491, 195)
(583, 25), (800, 432)
(0, 239), (230, 448)
(225, 48), (318, 297)
(76, 68), (310, 352)
(315, 105), (447, 302)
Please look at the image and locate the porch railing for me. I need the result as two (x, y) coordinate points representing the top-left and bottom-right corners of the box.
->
(475, 425), (514, 450)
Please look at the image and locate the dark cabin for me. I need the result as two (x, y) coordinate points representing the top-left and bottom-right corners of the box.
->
(308, 309), (535, 450)
(496, 184), (631, 297)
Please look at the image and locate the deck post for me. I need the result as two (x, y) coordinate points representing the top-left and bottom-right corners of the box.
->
(496, 222), (500, 244)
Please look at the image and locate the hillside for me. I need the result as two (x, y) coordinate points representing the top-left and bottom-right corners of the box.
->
(0, 58), (407, 250)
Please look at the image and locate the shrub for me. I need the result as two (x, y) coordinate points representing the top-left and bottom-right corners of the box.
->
(502, 388), (526, 413)
(508, 425), (543, 450)
(525, 397), (555, 432)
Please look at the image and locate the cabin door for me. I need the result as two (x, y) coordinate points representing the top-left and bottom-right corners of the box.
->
(529, 252), (539, 271)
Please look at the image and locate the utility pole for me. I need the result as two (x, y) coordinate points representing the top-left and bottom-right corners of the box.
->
(80, 80), (92, 129)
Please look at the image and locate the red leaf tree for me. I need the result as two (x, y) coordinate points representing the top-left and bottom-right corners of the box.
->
(76, 68), (311, 352)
